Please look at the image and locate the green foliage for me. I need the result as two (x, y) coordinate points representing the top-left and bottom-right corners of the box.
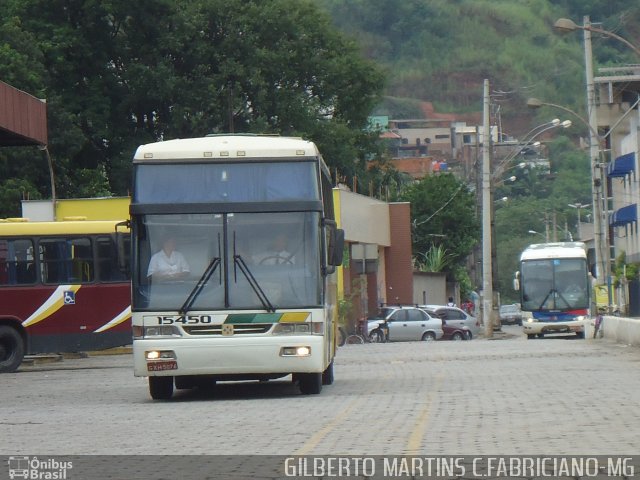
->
(400, 173), (480, 279)
(0, 0), (385, 213)
(613, 252), (640, 287)
(414, 245), (453, 272)
(0, 178), (42, 218)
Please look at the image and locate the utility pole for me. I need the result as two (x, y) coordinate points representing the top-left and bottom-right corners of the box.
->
(482, 79), (494, 338)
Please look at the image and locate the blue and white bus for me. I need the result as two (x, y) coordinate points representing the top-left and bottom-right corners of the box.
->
(514, 242), (591, 339)
(129, 135), (344, 399)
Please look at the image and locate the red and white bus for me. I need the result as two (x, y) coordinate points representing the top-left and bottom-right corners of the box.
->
(0, 219), (131, 372)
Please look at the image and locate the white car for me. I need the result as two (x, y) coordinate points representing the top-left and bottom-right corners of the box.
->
(421, 305), (481, 338)
(367, 306), (443, 342)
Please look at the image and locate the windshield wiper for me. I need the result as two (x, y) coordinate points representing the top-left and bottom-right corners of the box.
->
(179, 257), (221, 314)
(234, 254), (275, 312)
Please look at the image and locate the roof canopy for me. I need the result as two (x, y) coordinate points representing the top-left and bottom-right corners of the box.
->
(0, 80), (47, 146)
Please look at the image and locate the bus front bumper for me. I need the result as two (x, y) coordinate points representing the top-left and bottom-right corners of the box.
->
(133, 335), (326, 377)
(522, 318), (587, 335)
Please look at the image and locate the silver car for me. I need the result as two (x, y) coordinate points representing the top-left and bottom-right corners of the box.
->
(368, 306), (443, 342)
(421, 305), (482, 338)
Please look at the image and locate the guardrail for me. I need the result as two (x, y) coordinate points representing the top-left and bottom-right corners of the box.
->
(586, 315), (640, 346)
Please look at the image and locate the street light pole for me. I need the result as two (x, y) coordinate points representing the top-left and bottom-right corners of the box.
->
(581, 15), (610, 288)
(568, 203), (589, 240)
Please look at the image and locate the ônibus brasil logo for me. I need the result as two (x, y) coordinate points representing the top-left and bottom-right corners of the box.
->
(8, 456), (73, 480)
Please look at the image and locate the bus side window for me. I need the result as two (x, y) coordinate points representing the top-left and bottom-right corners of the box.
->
(14, 239), (35, 284)
(40, 239), (65, 283)
(97, 236), (130, 282)
(0, 240), (9, 285)
(70, 238), (94, 282)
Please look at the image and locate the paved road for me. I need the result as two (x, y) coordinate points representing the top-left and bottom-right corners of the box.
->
(1, 327), (639, 458)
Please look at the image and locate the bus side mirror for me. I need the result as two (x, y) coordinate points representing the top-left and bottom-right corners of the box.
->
(115, 221), (130, 273)
(513, 271), (520, 291)
(328, 228), (345, 267)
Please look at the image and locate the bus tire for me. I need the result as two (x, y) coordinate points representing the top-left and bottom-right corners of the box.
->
(149, 376), (174, 400)
(298, 372), (322, 394)
(322, 361), (334, 385)
(0, 325), (24, 373)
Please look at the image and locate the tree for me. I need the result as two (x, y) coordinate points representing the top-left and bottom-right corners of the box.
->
(400, 173), (480, 278)
(0, 0), (385, 213)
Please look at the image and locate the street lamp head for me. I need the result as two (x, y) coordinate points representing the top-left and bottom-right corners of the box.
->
(527, 98), (543, 109)
(561, 119), (572, 128)
(551, 118), (561, 126)
(553, 18), (579, 33)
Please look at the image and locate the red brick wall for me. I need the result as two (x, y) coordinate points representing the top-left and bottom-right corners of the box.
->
(385, 203), (413, 305)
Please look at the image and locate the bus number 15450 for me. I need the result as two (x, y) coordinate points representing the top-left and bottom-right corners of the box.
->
(156, 315), (213, 325)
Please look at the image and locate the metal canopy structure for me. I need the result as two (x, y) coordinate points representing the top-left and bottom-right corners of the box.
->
(0, 80), (47, 147)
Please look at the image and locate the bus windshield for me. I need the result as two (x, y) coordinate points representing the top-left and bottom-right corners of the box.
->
(520, 257), (589, 311)
(134, 161), (319, 204)
(133, 211), (321, 311)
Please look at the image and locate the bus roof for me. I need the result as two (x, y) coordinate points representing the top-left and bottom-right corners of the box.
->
(133, 134), (322, 162)
(520, 242), (587, 261)
(0, 219), (128, 236)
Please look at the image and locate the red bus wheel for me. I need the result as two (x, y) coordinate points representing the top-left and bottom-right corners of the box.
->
(0, 326), (24, 373)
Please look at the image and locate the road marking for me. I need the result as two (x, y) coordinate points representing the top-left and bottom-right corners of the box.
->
(295, 396), (366, 455)
(405, 372), (444, 454)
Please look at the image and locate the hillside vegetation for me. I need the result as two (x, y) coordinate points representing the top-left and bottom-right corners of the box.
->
(316, 0), (640, 127)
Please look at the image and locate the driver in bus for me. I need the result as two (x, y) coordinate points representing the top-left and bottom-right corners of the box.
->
(147, 236), (191, 282)
(255, 233), (295, 265)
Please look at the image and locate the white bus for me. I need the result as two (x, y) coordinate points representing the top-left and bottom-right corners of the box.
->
(514, 242), (591, 339)
(129, 135), (344, 399)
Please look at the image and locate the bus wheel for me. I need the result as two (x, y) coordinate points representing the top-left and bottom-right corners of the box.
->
(297, 372), (322, 394)
(322, 361), (334, 385)
(149, 376), (174, 400)
(0, 326), (24, 373)
(526, 334), (535, 340)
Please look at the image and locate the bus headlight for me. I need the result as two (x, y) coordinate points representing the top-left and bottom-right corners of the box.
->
(145, 350), (176, 360)
(272, 322), (322, 335)
(280, 346), (311, 357)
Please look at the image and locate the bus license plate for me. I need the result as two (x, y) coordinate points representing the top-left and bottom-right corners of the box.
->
(147, 361), (178, 372)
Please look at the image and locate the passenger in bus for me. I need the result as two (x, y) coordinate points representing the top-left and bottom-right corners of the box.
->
(147, 236), (191, 281)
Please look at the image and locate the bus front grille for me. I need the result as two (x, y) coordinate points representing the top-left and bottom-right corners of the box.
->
(183, 324), (272, 335)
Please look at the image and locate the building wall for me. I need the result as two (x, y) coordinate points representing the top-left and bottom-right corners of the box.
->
(22, 197), (130, 221)
(384, 202), (413, 305)
(412, 271), (447, 305)
(335, 187), (390, 246)
(609, 114), (640, 263)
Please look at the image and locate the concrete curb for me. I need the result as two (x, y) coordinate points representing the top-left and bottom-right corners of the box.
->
(23, 345), (132, 367)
